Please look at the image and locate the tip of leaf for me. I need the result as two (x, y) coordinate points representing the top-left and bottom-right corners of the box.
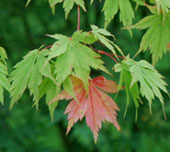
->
(26, 0), (31, 7)
(9, 103), (14, 111)
(135, 109), (138, 122)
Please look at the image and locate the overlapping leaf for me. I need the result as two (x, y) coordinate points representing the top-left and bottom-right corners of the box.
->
(46, 31), (109, 91)
(38, 78), (59, 120)
(91, 25), (124, 56)
(128, 13), (170, 64)
(51, 76), (120, 143)
(155, 0), (170, 14)
(26, 0), (86, 16)
(114, 57), (168, 118)
(0, 47), (10, 105)
(49, 0), (86, 17)
(103, 0), (134, 27)
(10, 49), (55, 109)
(114, 61), (140, 119)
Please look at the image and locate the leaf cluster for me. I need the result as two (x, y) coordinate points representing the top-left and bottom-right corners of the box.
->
(1, 0), (170, 143)
(114, 57), (169, 119)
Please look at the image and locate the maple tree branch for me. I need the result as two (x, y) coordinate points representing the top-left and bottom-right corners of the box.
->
(77, 5), (80, 31)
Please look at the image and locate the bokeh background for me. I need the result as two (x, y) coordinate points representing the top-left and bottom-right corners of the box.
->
(0, 0), (170, 152)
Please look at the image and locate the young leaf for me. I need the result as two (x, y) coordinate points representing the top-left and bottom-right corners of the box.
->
(129, 14), (170, 64)
(72, 31), (96, 44)
(91, 25), (124, 57)
(51, 76), (120, 143)
(114, 57), (169, 118)
(102, 0), (134, 27)
(114, 62), (140, 119)
(10, 49), (54, 109)
(47, 32), (109, 91)
(0, 47), (10, 105)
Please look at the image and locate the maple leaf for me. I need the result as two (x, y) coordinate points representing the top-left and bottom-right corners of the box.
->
(51, 76), (120, 143)
(48, 0), (86, 17)
(126, 13), (170, 64)
(46, 31), (109, 91)
(10, 49), (55, 110)
(102, 0), (134, 27)
(0, 47), (10, 105)
(38, 78), (59, 120)
(114, 57), (169, 119)
(91, 25), (124, 57)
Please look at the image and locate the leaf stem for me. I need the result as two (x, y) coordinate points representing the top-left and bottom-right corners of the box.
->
(77, 5), (80, 31)
(100, 51), (126, 60)
(99, 51), (119, 63)
(41, 44), (126, 64)
(42, 45), (53, 50)
(89, 45), (125, 62)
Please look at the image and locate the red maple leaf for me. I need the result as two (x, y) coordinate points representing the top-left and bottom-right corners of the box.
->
(53, 76), (120, 142)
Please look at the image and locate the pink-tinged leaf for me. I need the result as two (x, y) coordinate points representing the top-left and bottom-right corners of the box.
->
(52, 76), (120, 143)
(64, 89), (87, 134)
(92, 76), (118, 93)
(85, 83), (120, 142)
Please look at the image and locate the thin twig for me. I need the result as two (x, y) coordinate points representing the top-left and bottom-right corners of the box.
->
(77, 5), (80, 31)
(101, 51), (126, 60)
(42, 45), (53, 50)
(89, 45), (99, 53)
(98, 41), (105, 48)
(41, 44), (125, 64)
(98, 51), (119, 63)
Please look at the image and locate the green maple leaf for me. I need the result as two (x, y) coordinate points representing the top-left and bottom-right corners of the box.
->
(72, 31), (96, 44)
(114, 57), (168, 119)
(103, 0), (134, 27)
(155, 0), (170, 14)
(46, 31), (109, 91)
(10, 49), (54, 109)
(91, 25), (124, 57)
(114, 61), (140, 119)
(38, 78), (59, 120)
(49, 0), (86, 17)
(0, 47), (10, 105)
(128, 13), (170, 64)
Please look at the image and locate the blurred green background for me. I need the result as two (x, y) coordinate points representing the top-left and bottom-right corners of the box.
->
(0, 0), (170, 152)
